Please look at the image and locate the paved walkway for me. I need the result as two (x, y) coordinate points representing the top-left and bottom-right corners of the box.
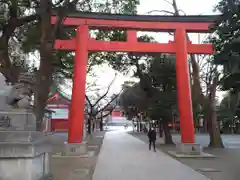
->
(93, 131), (210, 180)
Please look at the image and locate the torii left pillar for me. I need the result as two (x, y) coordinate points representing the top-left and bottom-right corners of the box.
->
(68, 25), (88, 143)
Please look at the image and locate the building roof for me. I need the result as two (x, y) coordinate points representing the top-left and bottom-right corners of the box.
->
(53, 11), (220, 23)
(47, 91), (71, 105)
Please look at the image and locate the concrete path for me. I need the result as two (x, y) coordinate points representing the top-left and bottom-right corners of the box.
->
(92, 131), (210, 180)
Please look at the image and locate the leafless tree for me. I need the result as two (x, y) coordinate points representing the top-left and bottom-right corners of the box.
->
(85, 74), (123, 133)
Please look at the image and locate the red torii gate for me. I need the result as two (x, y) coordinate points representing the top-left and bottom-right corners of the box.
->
(52, 12), (217, 144)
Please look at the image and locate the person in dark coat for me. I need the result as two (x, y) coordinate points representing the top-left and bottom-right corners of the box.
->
(147, 127), (157, 152)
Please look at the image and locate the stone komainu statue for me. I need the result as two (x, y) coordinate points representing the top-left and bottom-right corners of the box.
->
(6, 72), (36, 109)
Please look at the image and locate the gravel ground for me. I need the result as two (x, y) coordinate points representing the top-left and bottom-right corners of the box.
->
(49, 131), (106, 180)
(130, 132), (240, 180)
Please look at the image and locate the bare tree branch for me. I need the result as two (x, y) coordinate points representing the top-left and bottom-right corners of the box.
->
(7, 14), (40, 36)
(178, 9), (186, 15)
(97, 89), (123, 114)
(85, 95), (93, 108)
(163, 0), (174, 6)
(96, 103), (117, 120)
(92, 73), (117, 107)
(146, 10), (174, 15)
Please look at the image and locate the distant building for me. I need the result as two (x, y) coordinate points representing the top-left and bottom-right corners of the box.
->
(46, 87), (128, 131)
(46, 89), (90, 132)
(46, 90), (70, 132)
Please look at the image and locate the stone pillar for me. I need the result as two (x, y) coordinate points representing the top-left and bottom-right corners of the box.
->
(0, 72), (52, 180)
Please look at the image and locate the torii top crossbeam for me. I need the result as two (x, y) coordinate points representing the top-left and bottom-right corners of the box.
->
(52, 12), (218, 54)
(52, 11), (219, 32)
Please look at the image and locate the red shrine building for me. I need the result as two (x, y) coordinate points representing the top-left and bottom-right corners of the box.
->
(46, 91), (71, 132)
(46, 90), (123, 132)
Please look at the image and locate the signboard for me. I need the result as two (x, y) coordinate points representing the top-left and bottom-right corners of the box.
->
(0, 116), (10, 128)
(51, 108), (68, 119)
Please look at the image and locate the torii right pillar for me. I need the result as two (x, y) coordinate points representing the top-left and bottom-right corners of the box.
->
(175, 28), (195, 145)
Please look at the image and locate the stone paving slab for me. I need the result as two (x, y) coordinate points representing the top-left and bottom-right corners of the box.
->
(51, 131), (106, 180)
(130, 132), (240, 180)
(93, 131), (210, 180)
(167, 150), (216, 158)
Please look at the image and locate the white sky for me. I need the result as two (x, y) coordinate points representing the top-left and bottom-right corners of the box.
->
(94, 0), (225, 101)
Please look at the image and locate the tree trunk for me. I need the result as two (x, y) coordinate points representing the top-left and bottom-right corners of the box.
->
(137, 121), (140, 132)
(35, 60), (53, 130)
(158, 120), (163, 137)
(204, 77), (224, 148)
(35, 0), (54, 130)
(162, 120), (174, 144)
(99, 119), (103, 131)
(0, 37), (20, 83)
(92, 119), (95, 132)
(207, 78), (224, 148)
(140, 122), (143, 132)
(207, 104), (224, 148)
(87, 118), (92, 134)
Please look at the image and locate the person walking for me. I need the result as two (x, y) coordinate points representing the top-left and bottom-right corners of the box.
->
(147, 127), (157, 152)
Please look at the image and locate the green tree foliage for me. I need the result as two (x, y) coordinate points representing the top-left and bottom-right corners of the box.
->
(23, 0), (139, 75)
(218, 92), (240, 120)
(0, 0), (40, 82)
(217, 92), (240, 133)
(212, 0), (240, 91)
(120, 83), (148, 119)
(147, 54), (177, 119)
(119, 53), (177, 144)
(0, 0), (140, 82)
(0, 0), (140, 128)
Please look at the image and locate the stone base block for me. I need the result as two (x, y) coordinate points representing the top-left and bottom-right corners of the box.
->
(168, 150), (216, 158)
(0, 153), (51, 180)
(88, 145), (98, 150)
(71, 168), (90, 179)
(63, 141), (88, 155)
(0, 110), (36, 131)
(0, 131), (52, 180)
(53, 150), (95, 158)
(176, 143), (202, 155)
(95, 136), (104, 139)
(0, 131), (51, 157)
(167, 143), (215, 158)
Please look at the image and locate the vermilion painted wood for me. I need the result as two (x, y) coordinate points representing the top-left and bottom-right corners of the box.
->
(127, 30), (137, 42)
(51, 16), (213, 32)
(67, 25), (88, 143)
(54, 39), (213, 54)
(175, 28), (195, 143)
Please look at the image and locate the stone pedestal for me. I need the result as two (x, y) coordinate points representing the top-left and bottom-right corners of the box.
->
(168, 143), (215, 158)
(0, 131), (52, 180)
(64, 141), (88, 156)
(176, 143), (202, 155)
(0, 109), (53, 180)
(0, 109), (36, 130)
